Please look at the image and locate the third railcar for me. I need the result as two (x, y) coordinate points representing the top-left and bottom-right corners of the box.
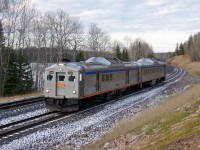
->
(44, 57), (166, 112)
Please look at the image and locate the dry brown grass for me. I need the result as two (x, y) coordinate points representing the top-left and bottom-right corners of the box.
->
(167, 55), (200, 78)
(83, 83), (200, 150)
(0, 92), (42, 103)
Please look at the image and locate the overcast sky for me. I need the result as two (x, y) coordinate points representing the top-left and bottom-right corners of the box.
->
(33, 0), (200, 52)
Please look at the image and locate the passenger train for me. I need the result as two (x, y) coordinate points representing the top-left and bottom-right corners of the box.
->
(44, 57), (166, 112)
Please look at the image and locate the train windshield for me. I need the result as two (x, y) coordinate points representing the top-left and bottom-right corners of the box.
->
(59, 75), (65, 81)
(47, 74), (53, 81)
(68, 75), (75, 82)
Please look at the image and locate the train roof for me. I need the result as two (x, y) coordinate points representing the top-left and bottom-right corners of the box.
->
(136, 58), (166, 66)
(66, 57), (124, 71)
(45, 57), (165, 72)
(85, 57), (123, 65)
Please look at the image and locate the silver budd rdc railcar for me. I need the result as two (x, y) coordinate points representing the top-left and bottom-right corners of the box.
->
(44, 57), (166, 112)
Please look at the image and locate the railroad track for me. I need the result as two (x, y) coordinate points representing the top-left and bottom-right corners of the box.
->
(0, 96), (45, 110)
(0, 66), (183, 141)
(0, 111), (64, 139)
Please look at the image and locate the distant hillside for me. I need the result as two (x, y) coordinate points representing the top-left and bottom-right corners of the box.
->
(167, 55), (200, 78)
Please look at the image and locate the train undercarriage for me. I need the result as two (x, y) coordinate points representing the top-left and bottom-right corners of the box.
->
(45, 77), (166, 112)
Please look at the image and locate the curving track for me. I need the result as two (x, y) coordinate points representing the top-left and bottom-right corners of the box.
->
(0, 66), (187, 149)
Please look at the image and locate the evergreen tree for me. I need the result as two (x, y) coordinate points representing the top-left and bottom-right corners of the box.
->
(3, 50), (33, 96)
(3, 51), (19, 96)
(17, 52), (33, 93)
(75, 50), (85, 62)
(147, 52), (155, 59)
(179, 43), (185, 55)
(125, 49), (129, 61)
(115, 44), (121, 60)
(187, 35), (196, 61)
(175, 43), (179, 56)
(0, 21), (5, 96)
(121, 48), (129, 61)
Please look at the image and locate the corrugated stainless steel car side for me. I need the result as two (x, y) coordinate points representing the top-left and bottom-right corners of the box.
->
(44, 57), (166, 112)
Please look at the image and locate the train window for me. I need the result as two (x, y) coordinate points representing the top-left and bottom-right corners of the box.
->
(135, 70), (138, 76)
(47, 74), (53, 81)
(106, 74), (109, 81)
(102, 74), (105, 82)
(110, 74), (113, 81)
(59, 75), (65, 81)
(68, 75), (75, 82)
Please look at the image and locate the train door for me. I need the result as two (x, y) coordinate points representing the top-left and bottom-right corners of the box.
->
(96, 72), (100, 91)
(79, 73), (84, 97)
(56, 72), (66, 96)
(125, 70), (129, 84)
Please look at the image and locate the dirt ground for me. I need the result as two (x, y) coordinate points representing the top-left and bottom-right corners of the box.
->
(166, 134), (200, 150)
(0, 92), (42, 104)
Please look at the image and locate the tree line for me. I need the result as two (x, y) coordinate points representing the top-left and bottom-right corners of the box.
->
(175, 32), (200, 62)
(0, 0), (154, 96)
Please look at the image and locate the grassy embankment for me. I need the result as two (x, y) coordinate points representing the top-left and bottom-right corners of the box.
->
(84, 55), (200, 150)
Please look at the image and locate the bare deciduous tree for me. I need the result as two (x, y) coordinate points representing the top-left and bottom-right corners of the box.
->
(68, 18), (85, 61)
(16, 0), (35, 50)
(129, 38), (153, 61)
(87, 23), (110, 56)
(46, 10), (74, 62)
(184, 33), (200, 61)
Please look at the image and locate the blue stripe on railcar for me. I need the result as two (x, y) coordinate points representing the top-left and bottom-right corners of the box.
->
(85, 71), (96, 75)
(143, 66), (164, 69)
(100, 69), (125, 74)
(85, 68), (138, 76)
(130, 67), (138, 71)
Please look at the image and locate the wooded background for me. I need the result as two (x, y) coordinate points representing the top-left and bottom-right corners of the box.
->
(0, 0), (199, 96)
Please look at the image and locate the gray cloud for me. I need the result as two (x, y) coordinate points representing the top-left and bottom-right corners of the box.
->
(35, 0), (200, 51)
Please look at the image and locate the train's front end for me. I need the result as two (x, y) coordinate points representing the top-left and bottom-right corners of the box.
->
(44, 63), (82, 112)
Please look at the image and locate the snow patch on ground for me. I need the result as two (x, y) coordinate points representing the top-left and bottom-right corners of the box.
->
(0, 102), (48, 125)
(0, 108), (49, 126)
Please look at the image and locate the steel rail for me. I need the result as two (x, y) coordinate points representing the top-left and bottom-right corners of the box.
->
(0, 97), (45, 110)
(0, 111), (63, 138)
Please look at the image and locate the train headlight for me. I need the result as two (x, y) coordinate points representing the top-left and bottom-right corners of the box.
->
(72, 90), (76, 94)
(46, 89), (50, 93)
(58, 63), (64, 66)
(59, 68), (63, 71)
